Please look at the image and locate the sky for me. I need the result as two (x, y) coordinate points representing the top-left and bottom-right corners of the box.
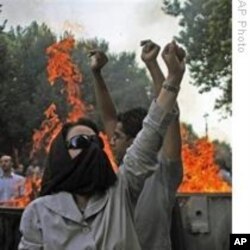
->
(1, 0), (231, 143)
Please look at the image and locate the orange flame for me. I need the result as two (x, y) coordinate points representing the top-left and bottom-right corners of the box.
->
(31, 36), (86, 157)
(178, 125), (231, 193)
(46, 36), (86, 122)
(31, 103), (62, 156)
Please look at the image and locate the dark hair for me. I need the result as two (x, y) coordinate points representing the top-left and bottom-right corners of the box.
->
(62, 118), (100, 140)
(117, 107), (147, 138)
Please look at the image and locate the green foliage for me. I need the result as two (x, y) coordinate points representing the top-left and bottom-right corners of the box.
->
(0, 22), (57, 160)
(162, 0), (232, 115)
(102, 52), (150, 111)
(0, 22), (151, 163)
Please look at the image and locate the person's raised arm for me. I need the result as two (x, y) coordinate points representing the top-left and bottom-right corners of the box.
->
(122, 41), (185, 201)
(89, 50), (117, 139)
(141, 40), (185, 161)
(141, 39), (164, 95)
(160, 42), (185, 161)
(156, 41), (185, 111)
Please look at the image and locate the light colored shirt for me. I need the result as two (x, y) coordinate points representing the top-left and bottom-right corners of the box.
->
(18, 100), (176, 250)
(0, 172), (25, 201)
(135, 157), (183, 250)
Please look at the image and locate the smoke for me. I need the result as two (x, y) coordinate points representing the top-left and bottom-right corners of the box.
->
(135, 0), (167, 26)
(1, 0), (73, 33)
(1, 0), (47, 25)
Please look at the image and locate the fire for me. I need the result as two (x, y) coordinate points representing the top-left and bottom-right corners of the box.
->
(31, 103), (62, 156)
(31, 36), (86, 157)
(46, 36), (86, 122)
(178, 125), (231, 193)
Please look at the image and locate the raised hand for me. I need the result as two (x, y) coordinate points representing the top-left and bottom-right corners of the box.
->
(140, 39), (160, 64)
(89, 50), (108, 72)
(161, 41), (186, 83)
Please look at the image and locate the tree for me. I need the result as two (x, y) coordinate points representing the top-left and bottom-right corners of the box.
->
(0, 22), (57, 163)
(162, 0), (232, 115)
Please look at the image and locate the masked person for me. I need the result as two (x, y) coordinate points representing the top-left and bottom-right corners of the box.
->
(18, 40), (185, 250)
(89, 40), (185, 250)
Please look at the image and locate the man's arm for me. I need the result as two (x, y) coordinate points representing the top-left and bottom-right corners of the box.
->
(122, 41), (186, 201)
(89, 50), (117, 139)
(141, 40), (184, 161)
(140, 40), (164, 95)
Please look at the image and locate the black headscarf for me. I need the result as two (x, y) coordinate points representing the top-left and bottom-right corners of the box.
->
(40, 119), (117, 196)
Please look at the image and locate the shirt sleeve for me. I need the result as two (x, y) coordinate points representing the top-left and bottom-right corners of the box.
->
(157, 156), (183, 193)
(120, 100), (176, 203)
(18, 203), (43, 250)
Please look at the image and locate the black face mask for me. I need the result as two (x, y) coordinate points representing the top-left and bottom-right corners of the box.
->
(40, 130), (117, 197)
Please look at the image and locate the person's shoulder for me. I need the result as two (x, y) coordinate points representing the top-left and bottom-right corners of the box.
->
(22, 194), (59, 219)
(21, 196), (47, 221)
(25, 195), (46, 209)
(12, 173), (25, 180)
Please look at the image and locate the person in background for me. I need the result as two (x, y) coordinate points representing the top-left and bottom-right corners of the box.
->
(89, 40), (185, 250)
(0, 154), (25, 202)
(15, 163), (25, 176)
(18, 41), (185, 250)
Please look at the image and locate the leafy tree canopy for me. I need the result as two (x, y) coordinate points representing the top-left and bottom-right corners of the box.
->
(162, 0), (231, 115)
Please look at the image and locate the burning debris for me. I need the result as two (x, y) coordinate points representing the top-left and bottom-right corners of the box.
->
(31, 36), (86, 157)
(31, 103), (62, 156)
(179, 125), (231, 193)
